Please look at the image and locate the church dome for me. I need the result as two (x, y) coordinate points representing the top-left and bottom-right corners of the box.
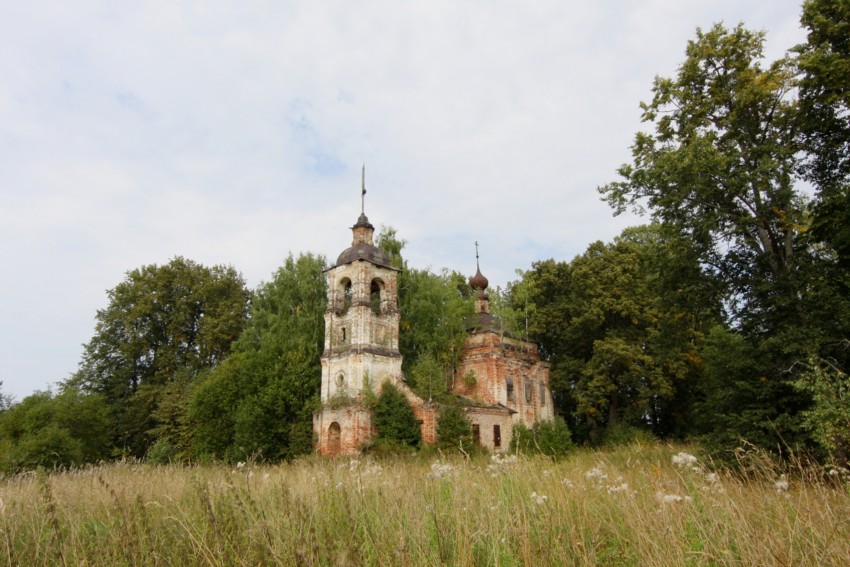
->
(334, 243), (395, 269)
(469, 266), (489, 291)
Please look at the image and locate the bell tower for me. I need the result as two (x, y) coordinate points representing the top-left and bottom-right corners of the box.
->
(314, 171), (403, 455)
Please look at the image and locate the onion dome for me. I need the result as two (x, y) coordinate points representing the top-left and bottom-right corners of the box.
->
(469, 266), (489, 291)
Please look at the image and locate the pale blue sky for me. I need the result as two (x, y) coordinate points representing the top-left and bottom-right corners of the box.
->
(0, 1), (807, 400)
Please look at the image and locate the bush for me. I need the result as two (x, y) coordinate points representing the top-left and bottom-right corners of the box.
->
(510, 418), (574, 459)
(436, 401), (473, 452)
(147, 439), (178, 465)
(373, 383), (421, 447)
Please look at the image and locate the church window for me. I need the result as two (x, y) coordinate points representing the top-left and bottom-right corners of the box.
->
(493, 424), (501, 448)
(539, 382), (546, 406)
(370, 279), (383, 315)
(525, 380), (533, 403)
(472, 424), (480, 445)
(342, 279), (353, 313)
(506, 377), (514, 402)
(328, 422), (341, 455)
(335, 372), (345, 388)
(341, 327), (347, 342)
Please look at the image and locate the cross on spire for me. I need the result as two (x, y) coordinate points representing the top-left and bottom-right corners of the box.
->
(475, 241), (480, 270)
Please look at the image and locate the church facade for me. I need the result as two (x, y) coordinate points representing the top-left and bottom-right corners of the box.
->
(313, 203), (553, 456)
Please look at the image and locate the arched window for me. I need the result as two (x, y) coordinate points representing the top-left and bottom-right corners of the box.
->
(539, 382), (546, 406)
(327, 422), (341, 455)
(506, 376), (514, 402)
(335, 372), (345, 388)
(525, 380), (533, 403)
(342, 279), (353, 313)
(370, 279), (383, 315)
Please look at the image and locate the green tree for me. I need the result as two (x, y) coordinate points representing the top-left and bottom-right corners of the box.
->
(436, 400), (473, 451)
(795, 354), (850, 461)
(71, 257), (251, 457)
(189, 253), (326, 462)
(597, 23), (842, 452)
(692, 326), (781, 453)
(372, 382), (421, 448)
(0, 388), (111, 472)
(797, 0), (850, 204)
(408, 351), (448, 401)
(515, 226), (712, 441)
(599, 24), (803, 334)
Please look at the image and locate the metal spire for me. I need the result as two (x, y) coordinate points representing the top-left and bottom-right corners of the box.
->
(361, 164), (366, 215)
(475, 241), (480, 270)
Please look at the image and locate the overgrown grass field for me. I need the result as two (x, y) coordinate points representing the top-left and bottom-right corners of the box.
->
(1, 444), (848, 566)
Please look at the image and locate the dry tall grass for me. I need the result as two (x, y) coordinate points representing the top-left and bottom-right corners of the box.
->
(1, 444), (848, 566)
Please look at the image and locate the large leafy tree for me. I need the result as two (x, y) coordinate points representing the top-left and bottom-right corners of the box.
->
(189, 253), (327, 462)
(599, 23), (804, 335)
(72, 257), (251, 457)
(516, 226), (714, 441)
(796, 0), (850, 284)
(598, 21), (850, 452)
(797, 0), (850, 195)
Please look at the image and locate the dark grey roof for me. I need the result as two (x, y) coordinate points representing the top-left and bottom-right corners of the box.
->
(332, 243), (399, 270)
(353, 213), (373, 229)
(465, 312), (503, 333)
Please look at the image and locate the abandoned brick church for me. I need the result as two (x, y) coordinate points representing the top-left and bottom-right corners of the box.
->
(313, 199), (554, 456)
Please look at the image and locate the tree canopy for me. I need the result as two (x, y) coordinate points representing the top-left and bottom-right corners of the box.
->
(514, 225), (717, 442)
(189, 253), (327, 462)
(71, 257), (251, 457)
(599, 15), (850, 456)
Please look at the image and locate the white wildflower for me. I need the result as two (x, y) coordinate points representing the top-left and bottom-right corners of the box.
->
(543, 469), (552, 477)
(705, 472), (719, 484)
(428, 461), (456, 479)
(657, 492), (692, 505)
(774, 475), (789, 492)
(584, 467), (607, 481)
(490, 454), (517, 466)
(262, 472), (271, 482)
(828, 468), (840, 477)
(607, 483), (630, 495)
(348, 459), (360, 472)
(671, 452), (698, 468)
(530, 492), (548, 506)
(562, 478), (574, 488)
(364, 462), (383, 476)
(236, 461), (246, 469)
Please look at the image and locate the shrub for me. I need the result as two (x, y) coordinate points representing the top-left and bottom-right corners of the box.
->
(373, 383), (421, 447)
(510, 418), (574, 459)
(436, 401), (473, 451)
